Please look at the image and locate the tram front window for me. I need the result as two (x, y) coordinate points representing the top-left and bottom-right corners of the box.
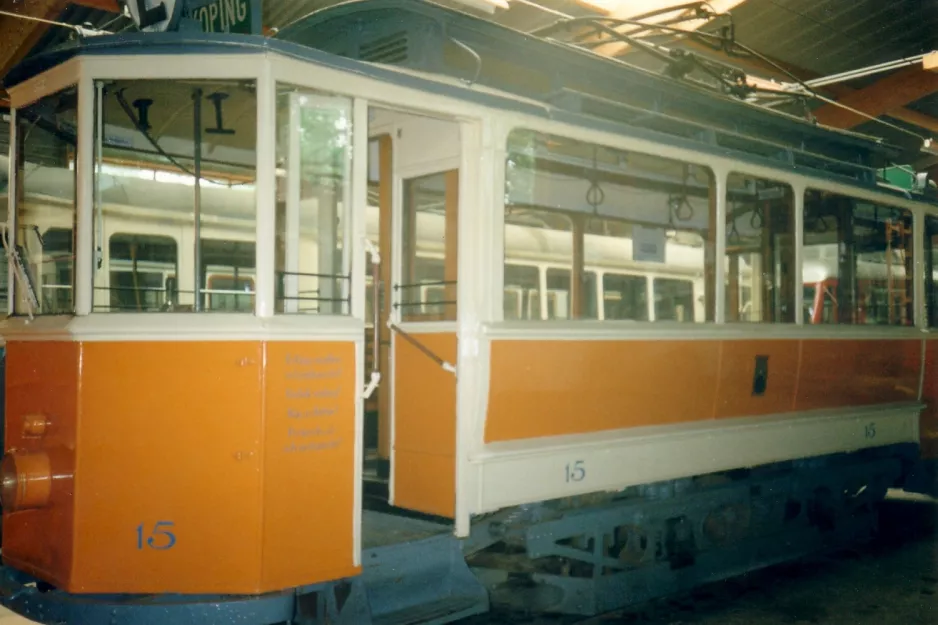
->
(91, 78), (258, 313)
(274, 85), (353, 315)
(12, 87), (78, 316)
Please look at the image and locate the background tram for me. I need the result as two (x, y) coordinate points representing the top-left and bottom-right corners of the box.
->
(8, 172), (922, 329)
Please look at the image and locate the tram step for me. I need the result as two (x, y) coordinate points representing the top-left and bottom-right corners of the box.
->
(362, 528), (489, 625)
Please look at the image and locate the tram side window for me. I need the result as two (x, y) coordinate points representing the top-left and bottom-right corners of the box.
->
(926, 216), (938, 328)
(13, 87), (77, 316)
(603, 273), (647, 321)
(106, 234), (177, 312)
(504, 205), (572, 321)
(31, 228), (75, 314)
(803, 190), (913, 326)
(546, 268), (570, 319)
(724, 173), (795, 323)
(654, 277), (696, 322)
(202, 239), (255, 312)
(400, 173), (458, 321)
(365, 139), (382, 326)
(583, 271), (598, 319)
(275, 85), (352, 315)
(504, 264), (539, 320)
(93, 78), (257, 314)
(503, 128), (714, 323)
(409, 257), (446, 318)
(543, 268), (598, 320)
(0, 241), (7, 313)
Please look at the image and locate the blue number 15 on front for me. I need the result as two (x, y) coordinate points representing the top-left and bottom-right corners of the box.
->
(136, 521), (177, 550)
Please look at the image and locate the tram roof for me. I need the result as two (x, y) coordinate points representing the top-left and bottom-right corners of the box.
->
(277, 1), (909, 175)
(3, 0), (933, 204)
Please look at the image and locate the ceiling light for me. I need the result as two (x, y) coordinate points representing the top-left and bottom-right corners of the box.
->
(578, 0), (682, 16)
(578, 0), (625, 11)
(579, 0), (747, 20)
(449, 0), (510, 14)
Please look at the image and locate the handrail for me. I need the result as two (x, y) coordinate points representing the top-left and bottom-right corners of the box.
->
(362, 239), (382, 400)
(388, 320), (457, 376)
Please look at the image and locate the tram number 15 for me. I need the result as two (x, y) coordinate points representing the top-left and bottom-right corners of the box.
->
(136, 521), (177, 550)
(565, 461), (586, 483)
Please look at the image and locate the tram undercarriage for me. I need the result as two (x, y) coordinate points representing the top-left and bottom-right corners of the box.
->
(0, 443), (915, 625)
(464, 444), (910, 617)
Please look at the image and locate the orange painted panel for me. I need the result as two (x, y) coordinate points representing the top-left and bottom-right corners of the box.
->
(1, 338), (360, 595)
(714, 340), (800, 419)
(393, 333), (457, 518)
(795, 339), (920, 411)
(920, 339), (938, 459)
(394, 451), (455, 518)
(260, 342), (358, 590)
(485, 340), (720, 442)
(72, 342), (264, 594)
(2, 341), (78, 588)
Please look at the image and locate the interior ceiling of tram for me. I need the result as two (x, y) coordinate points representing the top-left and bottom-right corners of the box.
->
(99, 79), (258, 153)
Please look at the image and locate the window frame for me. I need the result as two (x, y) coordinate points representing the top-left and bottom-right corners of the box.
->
(497, 123), (929, 330)
(802, 188), (916, 328)
(724, 172), (797, 324)
(500, 126), (719, 324)
(9, 85), (80, 318)
(6, 55), (279, 319)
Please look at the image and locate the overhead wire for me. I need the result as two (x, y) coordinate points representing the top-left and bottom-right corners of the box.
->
(508, 0), (932, 147)
(0, 8), (105, 37)
(507, 0), (572, 19)
(723, 38), (930, 144)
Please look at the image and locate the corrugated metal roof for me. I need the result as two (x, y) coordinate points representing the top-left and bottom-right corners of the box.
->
(723, 0), (937, 77)
(262, 0), (586, 32)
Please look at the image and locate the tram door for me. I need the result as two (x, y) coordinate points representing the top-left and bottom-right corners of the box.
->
(366, 108), (460, 518)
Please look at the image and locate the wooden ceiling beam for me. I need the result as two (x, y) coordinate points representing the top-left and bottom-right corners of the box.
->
(657, 39), (938, 135)
(811, 65), (938, 130)
(71, 0), (120, 11)
(887, 107), (938, 136)
(0, 0), (71, 83)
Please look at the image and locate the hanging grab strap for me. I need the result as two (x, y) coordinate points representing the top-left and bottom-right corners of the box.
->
(388, 320), (457, 376)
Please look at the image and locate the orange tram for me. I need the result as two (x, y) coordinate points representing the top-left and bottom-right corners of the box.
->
(0, 1), (936, 623)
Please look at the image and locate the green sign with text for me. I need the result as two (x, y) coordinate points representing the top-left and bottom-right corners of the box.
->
(184, 0), (260, 35)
